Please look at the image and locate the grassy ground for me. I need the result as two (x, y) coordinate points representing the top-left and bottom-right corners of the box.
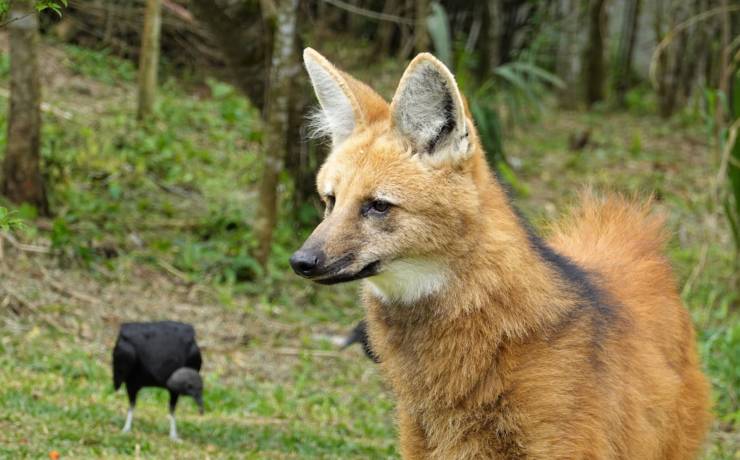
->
(0, 38), (738, 459)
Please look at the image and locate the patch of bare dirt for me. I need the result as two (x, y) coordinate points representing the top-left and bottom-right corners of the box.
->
(0, 31), (135, 122)
(0, 244), (311, 385)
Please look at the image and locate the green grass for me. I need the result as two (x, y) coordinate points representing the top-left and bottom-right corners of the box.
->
(63, 44), (137, 84)
(0, 40), (738, 459)
(0, 328), (396, 459)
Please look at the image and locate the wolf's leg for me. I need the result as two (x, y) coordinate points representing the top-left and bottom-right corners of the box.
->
(399, 409), (431, 459)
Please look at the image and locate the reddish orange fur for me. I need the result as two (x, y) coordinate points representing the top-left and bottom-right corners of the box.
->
(298, 50), (712, 459)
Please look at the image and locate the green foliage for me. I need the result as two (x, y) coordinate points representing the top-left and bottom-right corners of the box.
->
(64, 44), (137, 84)
(702, 313), (740, 426)
(701, 72), (740, 264)
(0, 48), (264, 279)
(628, 133), (642, 157)
(426, 2), (452, 69)
(0, 53), (9, 79)
(470, 97), (504, 163)
(462, 58), (562, 196)
(725, 73), (740, 256)
(0, 0), (66, 20)
(34, 0), (66, 16)
(681, 248), (740, 428)
(623, 85), (657, 115)
(0, 206), (24, 232)
(489, 61), (564, 123)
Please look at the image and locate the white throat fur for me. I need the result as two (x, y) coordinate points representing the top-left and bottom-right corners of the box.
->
(367, 258), (448, 304)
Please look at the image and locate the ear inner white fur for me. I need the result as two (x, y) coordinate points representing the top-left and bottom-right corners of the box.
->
(303, 51), (358, 146)
(391, 56), (469, 162)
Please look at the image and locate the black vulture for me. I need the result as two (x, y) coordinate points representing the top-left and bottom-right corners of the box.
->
(342, 320), (380, 363)
(112, 321), (204, 440)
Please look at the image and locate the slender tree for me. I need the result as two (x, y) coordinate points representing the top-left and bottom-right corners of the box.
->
(414, 0), (430, 52)
(717, 0), (730, 124)
(190, 0), (311, 270)
(190, 0), (269, 111)
(556, 0), (583, 108)
(398, 0), (414, 59)
(614, 0), (641, 106)
(253, 0), (300, 267)
(375, 0), (400, 55)
(137, 0), (162, 119)
(2, 0), (48, 215)
(583, 0), (608, 106)
(476, 0), (502, 82)
(653, 0), (702, 118)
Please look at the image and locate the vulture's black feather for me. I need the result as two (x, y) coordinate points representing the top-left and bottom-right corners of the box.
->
(112, 335), (137, 391)
(112, 321), (204, 440)
(342, 320), (380, 363)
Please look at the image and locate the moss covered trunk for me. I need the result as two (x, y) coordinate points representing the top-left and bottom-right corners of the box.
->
(137, 0), (162, 119)
(254, 0), (299, 267)
(2, 0), (48, 215)
(583, 0), (608, 106)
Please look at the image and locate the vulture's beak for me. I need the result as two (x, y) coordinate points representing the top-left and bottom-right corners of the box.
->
(195, 394), (204, 415)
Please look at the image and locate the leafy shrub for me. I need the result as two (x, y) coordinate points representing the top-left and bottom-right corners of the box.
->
(0, 206), (24, 232)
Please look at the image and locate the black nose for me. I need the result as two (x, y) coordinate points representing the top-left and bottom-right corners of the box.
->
(289, 249), (325, 277)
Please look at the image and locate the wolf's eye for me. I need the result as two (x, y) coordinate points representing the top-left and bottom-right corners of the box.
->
(324, 195), (335, 213)
(363, 199), (391, 217)
(371, 200), (390, 213)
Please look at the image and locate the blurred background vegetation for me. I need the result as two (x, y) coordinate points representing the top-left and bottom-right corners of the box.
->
(0, 0), (737, 458)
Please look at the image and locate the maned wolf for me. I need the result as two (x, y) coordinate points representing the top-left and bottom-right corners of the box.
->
(290, 48), (711, 459)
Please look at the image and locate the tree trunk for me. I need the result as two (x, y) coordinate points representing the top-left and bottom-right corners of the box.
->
(717, 0), (730, 125)
(654, 0), (671, 117)
(102, 0), (115, 44)
(398, 0), (414, 59)
(375, 0), (399, 56)
(190, 0), (269, 111)
(137, 0), (162, 120)
(583, 0), (608, 106)
(654, 0), (697, 118)
(676, 0), (706, 109)
(614, 0), (641, 106)
(476, 0), (502, 82)
(2, 0), (48, 215)
(253, 0), (299, 268)
(414, 0), (430, 53)
(671, 0), (705, 112)
(556, 0), (582, 108)
(285, 79), (318, 221)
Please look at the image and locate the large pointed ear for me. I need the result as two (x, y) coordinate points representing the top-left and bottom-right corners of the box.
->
(390, 53), (470, 164)
(303, 48), (387, 146)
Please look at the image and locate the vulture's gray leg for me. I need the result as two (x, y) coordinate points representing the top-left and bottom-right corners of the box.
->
(121, 407), (134, 433)
(168, 392), (180, 441)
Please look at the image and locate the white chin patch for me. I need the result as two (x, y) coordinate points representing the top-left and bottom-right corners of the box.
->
(366, 258), (448, 304)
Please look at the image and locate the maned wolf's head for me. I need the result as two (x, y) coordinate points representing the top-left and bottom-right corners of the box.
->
(291, 48), (499, 304)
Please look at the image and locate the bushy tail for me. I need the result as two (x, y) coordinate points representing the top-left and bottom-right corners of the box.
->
(547, 190), (673, 292)
(551, 191), (711, 456)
